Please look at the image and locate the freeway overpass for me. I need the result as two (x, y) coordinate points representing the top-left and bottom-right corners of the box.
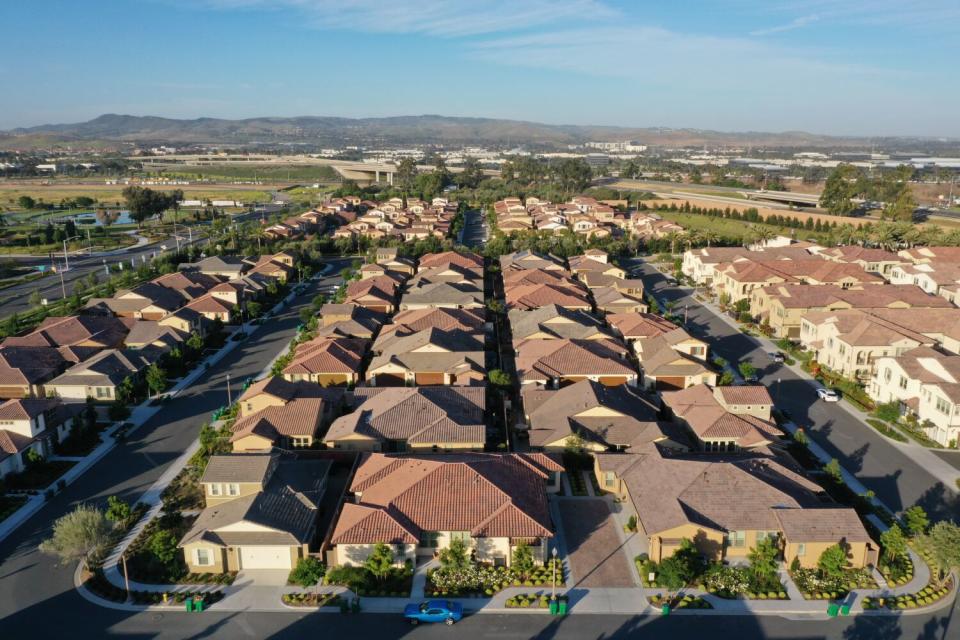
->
(742, 190), (821, 207)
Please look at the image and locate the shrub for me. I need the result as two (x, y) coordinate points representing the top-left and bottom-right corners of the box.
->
(289, 557), (326, 587)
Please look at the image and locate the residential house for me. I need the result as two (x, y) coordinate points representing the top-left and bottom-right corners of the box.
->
(344, 277), (398, 314)
(636, 333), (717, 392)
(868, 346), (960, 447)
(0, 346), (79, 399)
(324, 386), (486, 451)
(499, 251), (565, 272)
(0, 398), (81, 478)
(399, 282), (485, 311)
(3, 315), (130, 350)
(714, 259), (883, 305)
(681, 245), (819, 285)
(230, 397), (328, 451)
(237, 376), (343, 419)
(661, 384), (779, 452)
(179, 453), (330, 572)
(508, 305), (613, 343)
(328, 452), (562, 568)
(46, 349), (153, 403)
(514, 338), (637, 388)
(816, 246), (904, 276)
(595, 448), (877, 568)
(179, 256), (250, 279)
(281, 337), (368, 386)
(366, 328), (485, 387)
(315, 303), (386, 340)
(505, 283), (592, 312)
(379, 308), (486, 339)
(520, 379), (688, 452)
(591, 286), (648, 315)
(750, 283), (953, 339)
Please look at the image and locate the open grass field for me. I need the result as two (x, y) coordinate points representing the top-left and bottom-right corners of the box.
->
(153, 163), (340, 182)
(0, 181), (287, 211)
(656, 211), (834, 244)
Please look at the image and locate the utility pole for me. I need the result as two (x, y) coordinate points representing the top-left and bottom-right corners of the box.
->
(226, 373), (232, 405)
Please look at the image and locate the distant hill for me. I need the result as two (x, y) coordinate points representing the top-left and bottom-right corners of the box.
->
(1, 113), (955, 152)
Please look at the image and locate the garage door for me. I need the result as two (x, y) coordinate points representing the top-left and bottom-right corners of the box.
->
(239, 546), (292, 570)
(415, 372), (445, 385)
(655, 376), (686, 391)
(374, 373), (406, 387)
(598, 376), (629, 387)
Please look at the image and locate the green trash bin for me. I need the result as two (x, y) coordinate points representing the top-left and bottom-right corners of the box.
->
(827, 603), (840, 617)
(840, 604), (850, 616)
(661, 604), (670, 616)
(193, 598), (205, 613)
(185, 597), (194, 612)
(549, 599), (558, 615)
(558, 600), (568, 616)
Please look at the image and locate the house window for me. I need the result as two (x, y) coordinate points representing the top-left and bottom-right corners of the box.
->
(899, 376), (908, 390)
(246, 403), (253, 413)
(195, 548), (213, 566)
(797, 543), (806, 557)
(604, 471), (616, 487)
(227, 483), (239, 496)
(935, 397), (951, 415)
(884, 368), (891, 382)
(420, 532), (440, 548)
(725, 531), (746, 548)
(209, 483), (221, 496)
(449, 531), (472, 544)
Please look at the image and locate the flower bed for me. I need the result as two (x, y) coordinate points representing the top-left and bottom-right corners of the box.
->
(697, 565), (787, 600)
(504, 592), (558, 609)
(181, 572), (237, 585)
(426, 559), (565, 597)
(878, 552), (913, 586)
(791, 567), (877, 600)
(648, 593), (713, 610)
(282, 592), (343, 608)
(863, 578), (954, 610)
(324, 564), (413, 597)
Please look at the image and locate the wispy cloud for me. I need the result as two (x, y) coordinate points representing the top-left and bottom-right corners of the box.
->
(749, 13), (819, 36)
(757, 1), (960, 31)
(199, 0), (616, 36)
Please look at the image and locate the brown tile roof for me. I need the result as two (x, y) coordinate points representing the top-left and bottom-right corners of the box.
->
(0, 346), (71, 386)
(283, 337), (367, 376)
(514, 338), (635, 382)
(715, 385), (773, 406)
(333, 453), (560, 544)
(237, 376), (342, 405)
(774, 508), (872, 543)
(3, 315), (129, 349)
(508, 305), (612, 342)
(607, 313), (678, 339)
(0, 397), (64, 421)
(379, 308), (485, 337)
(326, 387), (486, 444)
(502, 268), (578, 288)
(418, 250), (483, 270)
(505, 283), (592, 311)
(596, 448), (822, 535)
(230, 398), (326, 442)
(761, 283), (953, 310)
(201, 453), (274, 484)
(0, 429), (34, 457)
(662, 384), (780, 447)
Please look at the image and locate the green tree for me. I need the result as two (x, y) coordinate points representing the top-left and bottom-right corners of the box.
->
(17, 195), (36, 210)
(511, 541), (535, 579)
(817, 543), (848, 577)
(457, 157), (485, 189)
(105, 495), (132, 523)
(656, 538), (702, 590)
(922, 521), (960, 586)
(28, 289), (42, 307)
(395, 158), (418, 192)
(39, 504), (112, 569)
(147, 529), (179, 567)
(823, 458), (844, 484)
(487, 369), (512, 387)
(738, 362), (757, 380)
(902, 505), (929, 536)
(884, 184), (917, 222)
(364, 542), (395, 583)
(145, 363), (167, 399)
(122, 186), (175, 228)
(438, 538), (471, 571)
(820, 164), (860, 215)
(880, 524), (907, 562)
(289, 556), (326, 587)
(747, 537), (780, 588)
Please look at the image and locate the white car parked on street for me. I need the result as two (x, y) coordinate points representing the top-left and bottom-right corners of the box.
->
(816, 388), (840, 402)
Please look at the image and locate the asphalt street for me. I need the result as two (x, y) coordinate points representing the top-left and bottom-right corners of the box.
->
(460, 209), (489, 248)
(0, 258), (351, 634)
(629, 258), (960, 522)
(0, 233), (208, 318)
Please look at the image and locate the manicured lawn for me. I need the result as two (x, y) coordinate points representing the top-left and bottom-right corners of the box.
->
(4, 460), (76, 491)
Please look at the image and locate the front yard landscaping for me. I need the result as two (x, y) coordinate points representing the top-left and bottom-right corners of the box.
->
(426, 541), (566, 597)
(4, 459), (76, 491)
(789, 565), (876, 600)
(282, 592), (343, 608)
(125, 511), (196, 584)
(862, 578), (954, 610)
(504, 592), (567, 608)
(324, 563), (413, 597)
(0, 494), (28, 523)
(648, 593), (713, 610)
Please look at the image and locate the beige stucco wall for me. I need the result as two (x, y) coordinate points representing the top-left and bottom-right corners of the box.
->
(783, 539), (874, 570)
(333, 543), (417, 567)
(202, 482), (263, 506)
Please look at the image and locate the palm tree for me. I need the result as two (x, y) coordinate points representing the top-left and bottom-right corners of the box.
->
(751, 226), (775, 246)
(872, 223), (896, 251)
(835, 224), (857, 246)
(664, 231), (681, 255)
(700, 230), (719, 248)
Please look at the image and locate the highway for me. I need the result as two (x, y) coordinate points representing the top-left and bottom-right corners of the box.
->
(630, 258), (959, 522)
(0, 259), (352, 636)
(0, 233), (208, 318)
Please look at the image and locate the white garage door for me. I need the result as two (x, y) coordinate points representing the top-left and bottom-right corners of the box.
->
(239, 546), (292, 570)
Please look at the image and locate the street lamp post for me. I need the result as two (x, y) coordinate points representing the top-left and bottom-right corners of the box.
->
(777, 377), (782, 404)
(62, 234), (84, 272)
(551, 547), (559, 601)
(226, 373), (232, 405)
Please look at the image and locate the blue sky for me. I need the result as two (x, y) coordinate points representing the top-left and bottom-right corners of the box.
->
(2, 0), (959, 136)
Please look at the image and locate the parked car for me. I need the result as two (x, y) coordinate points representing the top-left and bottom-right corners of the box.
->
(770, 352), (785, 364)
(816, 387), (840, 402)
(404, 600), (463, 625)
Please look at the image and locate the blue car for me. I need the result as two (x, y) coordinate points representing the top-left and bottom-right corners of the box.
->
(404, 600), (463, 625)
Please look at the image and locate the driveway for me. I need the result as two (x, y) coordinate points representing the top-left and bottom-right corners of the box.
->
(557, 499), (636, 588)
